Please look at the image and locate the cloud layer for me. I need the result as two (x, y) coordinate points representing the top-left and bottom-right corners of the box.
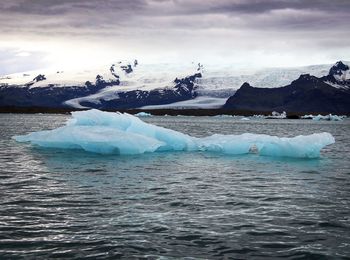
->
(1, 0), (350, 73)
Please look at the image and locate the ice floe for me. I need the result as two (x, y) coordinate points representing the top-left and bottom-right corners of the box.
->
(14, 109), (335, 158)
(135, 112), (152, 117)
(301, 114), (345, 121)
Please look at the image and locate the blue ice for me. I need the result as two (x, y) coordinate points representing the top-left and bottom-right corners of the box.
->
(14, 109), (335, 158)
(135, 112), (152, 117)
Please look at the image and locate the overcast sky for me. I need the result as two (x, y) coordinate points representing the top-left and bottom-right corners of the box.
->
(1, 0), (350, 74)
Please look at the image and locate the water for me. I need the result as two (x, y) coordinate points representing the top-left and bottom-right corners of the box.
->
(0, 114), (349, 259)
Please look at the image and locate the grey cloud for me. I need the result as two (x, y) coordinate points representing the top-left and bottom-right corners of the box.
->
(2, 0), (349, 16)
(170, 0), (350, 14)
(0, 0), (348, 34)
(1, 0), (147, 15)
(0, 0), (349, 71)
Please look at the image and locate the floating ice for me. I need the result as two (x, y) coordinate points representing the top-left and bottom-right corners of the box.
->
(252, 114), (266, 119)
(135, 112), (152, 117)
(214, 114), (233, 118)
(13, 109), (335, 158)
(266, 111), (287, 119)
(301, 114), (344, 121)
(301, 114), (314, 119)
(312, 114), (344, 121)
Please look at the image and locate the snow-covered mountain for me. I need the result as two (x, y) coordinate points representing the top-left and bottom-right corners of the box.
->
(0, 61), (203, 109)
(0, 61), (198, 89)
(0, 60), (349, 110)
(224, 61), (350, 113)
(323, 61), (350, 89)
(195, 63), (331, 94)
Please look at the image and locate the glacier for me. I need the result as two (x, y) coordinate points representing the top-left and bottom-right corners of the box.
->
(13, 109), (335, 158)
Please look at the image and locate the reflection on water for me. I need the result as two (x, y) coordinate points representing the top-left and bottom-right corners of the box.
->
(0, 114), (349, 258)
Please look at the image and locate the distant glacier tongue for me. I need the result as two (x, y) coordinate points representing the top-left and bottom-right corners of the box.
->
(13, 109), (335, 158)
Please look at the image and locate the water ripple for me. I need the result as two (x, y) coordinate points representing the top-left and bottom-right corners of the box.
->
(0, 114), (349, 258)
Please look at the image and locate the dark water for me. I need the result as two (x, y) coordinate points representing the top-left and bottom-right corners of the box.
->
(0, 114), (349, 259)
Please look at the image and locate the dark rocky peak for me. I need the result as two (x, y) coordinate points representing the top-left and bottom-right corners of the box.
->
(85, 81), (93, 87)
(285, 74), (324, 90)
(293, 74), (319, 83)
(173, 72), (202, 97)
(329, 61), (349, 76)
(240, 82), (253, 89)
(174, 72), (202, 85)
(95, 73), (120, 88)
(110, 64), (119, 79)
(298, 73), (312, 79)
(25, 74), (47, 87)
(121, 64), (133, 74)
(95, 74), (105, 85)
(33, 74), (46, 82)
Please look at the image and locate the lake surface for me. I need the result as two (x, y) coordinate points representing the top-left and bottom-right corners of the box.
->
(0, 114), (349, 259)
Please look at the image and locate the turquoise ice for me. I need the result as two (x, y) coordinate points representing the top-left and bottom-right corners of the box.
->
(14, 109), (335, 158)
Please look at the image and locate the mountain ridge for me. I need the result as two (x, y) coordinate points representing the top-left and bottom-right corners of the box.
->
(0, 60), (349, 112)
(223, 61), (350, 113)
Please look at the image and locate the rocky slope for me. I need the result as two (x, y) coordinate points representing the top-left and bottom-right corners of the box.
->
(223, 61), (350, 113)
(0, 62), (202, 109)
(1, 60), (349, 111)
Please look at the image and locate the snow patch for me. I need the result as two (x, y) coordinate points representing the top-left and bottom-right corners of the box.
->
(324, 81), (349, 90)
(141, 96), (227, 109)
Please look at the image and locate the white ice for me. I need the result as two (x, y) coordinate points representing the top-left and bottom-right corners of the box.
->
(300, 114), (345, 121)
(312, 114), (344, 121)
(13, 109), (335, 158)
(135, 112), (152, 117)
(266, 111), (287, 119)
(140, 96), (228, 109)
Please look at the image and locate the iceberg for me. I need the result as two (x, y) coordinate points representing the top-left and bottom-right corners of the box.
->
(13, 109), (335, 158)
(266, 111), (287, 119)
(214, 114), (233, 118)
(135, 112), (152, 117)
(301, 114), (345, 121)
(312, 114), (344, 121)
